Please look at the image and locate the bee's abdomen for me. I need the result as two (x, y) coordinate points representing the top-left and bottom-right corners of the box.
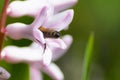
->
(43, 31), (60, 38)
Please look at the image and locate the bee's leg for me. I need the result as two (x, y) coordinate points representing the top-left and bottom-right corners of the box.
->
(43, 43), (46, 54)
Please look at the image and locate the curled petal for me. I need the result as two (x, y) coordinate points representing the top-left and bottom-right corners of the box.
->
(1, 45), (43, 63)
(46, 38), (66, 49)
(51, 0), (77, 13)
(41, 63), (64, 80)
(52, 35), (73, 61)
(30, 65), (42, 80)
(7, 0), (53, 17)
(43, 9), (74, 31)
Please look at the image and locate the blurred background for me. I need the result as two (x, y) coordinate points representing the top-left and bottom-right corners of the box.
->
(0, 0), (120, 80)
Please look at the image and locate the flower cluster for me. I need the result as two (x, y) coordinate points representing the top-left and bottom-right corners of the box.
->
(1, 0), (77, 80)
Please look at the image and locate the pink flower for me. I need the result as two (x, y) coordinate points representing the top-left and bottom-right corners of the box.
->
(7, 0), (77, 17)
(6, 7), (74, 49)
(1, 35), (73, 80)
(4, 0), (75, 79)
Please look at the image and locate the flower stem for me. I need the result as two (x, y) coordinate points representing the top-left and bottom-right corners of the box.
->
(0, 0), (9, 53)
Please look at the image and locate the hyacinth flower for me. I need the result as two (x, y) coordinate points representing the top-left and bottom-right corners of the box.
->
(7, 0), (77, 17)
(1, 35), (73, 80)
(6, 7), (74, 50)
(1, 0), (75, 80)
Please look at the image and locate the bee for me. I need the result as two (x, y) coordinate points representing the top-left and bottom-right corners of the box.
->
(39, 26), (61, 53)
(39, 27), (61, 38)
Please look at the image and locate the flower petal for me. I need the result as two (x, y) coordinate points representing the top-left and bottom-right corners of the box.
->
(6, 23), (28, 40)
(41, 63), (64, 80)
(6, 22), (45, 45)
(52, 35), (73, 61)
(42, 46), (52, 66)
(43, 9), (74, 31)
(51, 0), (77, 13)
(33, 29), (45, 44)
(29, 65), (42, 80)
(30, 7), (48, 29)
(7, 0), (53, 17)
(46, 38), (66, 49)
(1, 45), (43, 63)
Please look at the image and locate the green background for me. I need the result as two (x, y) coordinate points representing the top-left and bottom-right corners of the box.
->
(0, 0), (120, 80)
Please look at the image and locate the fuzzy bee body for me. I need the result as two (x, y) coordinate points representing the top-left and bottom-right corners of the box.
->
(39, 27), (60, 38)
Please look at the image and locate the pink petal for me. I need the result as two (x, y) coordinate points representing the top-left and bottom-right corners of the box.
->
(43, 9), (74, 31)
(52, 35), (73, 61)
(51, 0), (77, 13)
(6, 23), (28, 40)
(30, 65), (42, 80)
(27, 43), (52, 66)
(41, 63), (64, 80)
(7, 0), (53, 17)
(6, 22), (45, 45)
(41, 46), (52, 66)
(46, 38), (66, 49)
(1, 45), (43, 63)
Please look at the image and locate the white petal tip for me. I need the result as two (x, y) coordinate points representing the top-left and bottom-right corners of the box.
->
(66, 9), (74, 17)
(63, 35), (73, 42)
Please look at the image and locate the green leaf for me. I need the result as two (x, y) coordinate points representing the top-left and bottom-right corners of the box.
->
(81, 32), (94, 80)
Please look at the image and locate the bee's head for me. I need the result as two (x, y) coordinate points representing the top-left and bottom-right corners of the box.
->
(54, 31), (60, 38)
